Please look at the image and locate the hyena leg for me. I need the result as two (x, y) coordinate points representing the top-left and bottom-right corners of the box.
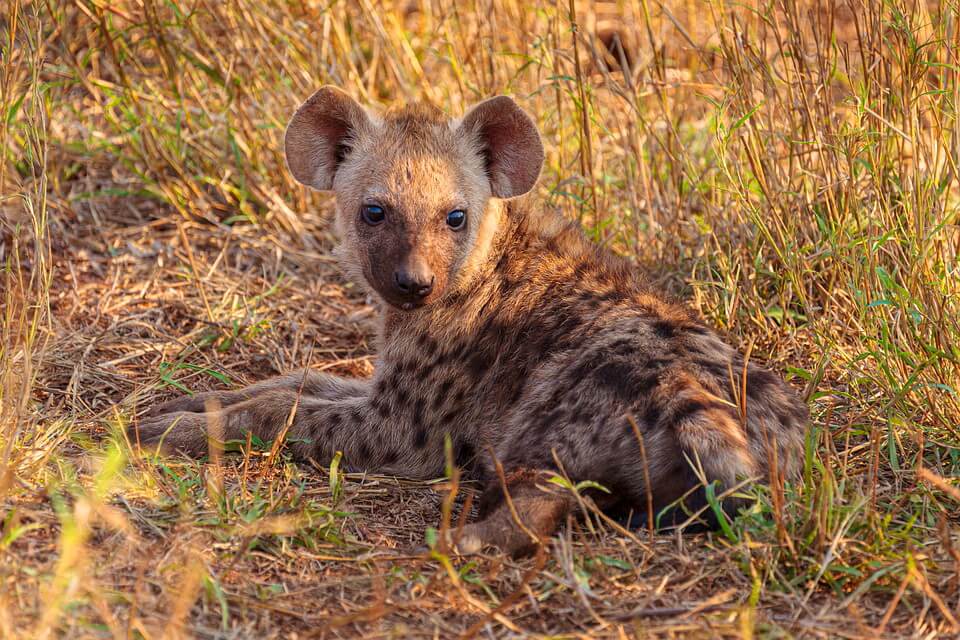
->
(131, 386), (450, 479)
(145, 369), (367, 417)
(457, 470), (575, 557)
(133, 389), (351, 458)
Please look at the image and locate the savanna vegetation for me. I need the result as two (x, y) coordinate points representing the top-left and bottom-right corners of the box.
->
(1, 0), (959, 637)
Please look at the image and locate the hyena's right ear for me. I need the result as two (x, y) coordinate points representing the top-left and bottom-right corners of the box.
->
(284, 86), (372, 191)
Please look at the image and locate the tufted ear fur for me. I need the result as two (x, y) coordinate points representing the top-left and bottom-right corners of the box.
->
(284, 86), (372, 191)
(457, 96), (544, 199)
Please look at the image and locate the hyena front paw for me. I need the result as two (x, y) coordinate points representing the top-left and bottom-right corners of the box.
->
(128, 411), (214, 457)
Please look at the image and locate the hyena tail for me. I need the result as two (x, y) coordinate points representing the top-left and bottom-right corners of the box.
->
(639, 381), (760, 531)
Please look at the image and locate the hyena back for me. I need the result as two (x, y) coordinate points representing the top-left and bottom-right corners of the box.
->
(136, 87), (809, 555)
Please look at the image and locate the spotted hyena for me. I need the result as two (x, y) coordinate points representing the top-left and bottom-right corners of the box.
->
(134, 87), (809, 555)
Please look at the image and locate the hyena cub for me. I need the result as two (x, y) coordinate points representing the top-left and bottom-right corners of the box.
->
(135, 87), (809, 555)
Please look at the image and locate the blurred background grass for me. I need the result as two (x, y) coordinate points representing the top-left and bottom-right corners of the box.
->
(1, 0), (959, 637)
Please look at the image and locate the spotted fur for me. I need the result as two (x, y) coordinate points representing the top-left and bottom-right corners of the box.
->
(135, 87), (809, 556)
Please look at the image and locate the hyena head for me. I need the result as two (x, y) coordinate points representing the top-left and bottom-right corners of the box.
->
(284, 87), (544, 310)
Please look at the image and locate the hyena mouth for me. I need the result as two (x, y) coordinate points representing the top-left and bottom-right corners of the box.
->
(391, 298), (427, 311)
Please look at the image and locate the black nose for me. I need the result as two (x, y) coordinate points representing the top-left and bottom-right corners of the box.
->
(394, 269), (434, 298)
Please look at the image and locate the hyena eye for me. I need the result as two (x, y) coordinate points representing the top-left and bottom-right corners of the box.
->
(446, 209), (466, 230)
(361, 204), (385, 226)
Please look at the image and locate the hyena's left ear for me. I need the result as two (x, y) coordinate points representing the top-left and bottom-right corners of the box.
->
(457, 96), (544, 199)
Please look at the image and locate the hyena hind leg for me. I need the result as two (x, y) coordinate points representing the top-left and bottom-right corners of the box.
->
(131, 388), (370, 459)
(145, 369), (368, 417)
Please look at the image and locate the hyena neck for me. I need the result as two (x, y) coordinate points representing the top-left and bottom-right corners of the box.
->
(468, 196), (573, 281)
(450, 197), (518, 296)
(444, 196), (562, 306)
(380, 198), (594, 349)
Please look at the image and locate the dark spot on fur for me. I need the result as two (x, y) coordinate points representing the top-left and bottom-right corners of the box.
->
(537, 408), (564, 433)
(591, 362), (638, 401)
(417, 333), (438, 355)
(567, 351), (606, 385)
(418, 363), (434, 379)
(645, 358), (672, 371)
(455, 439), (476, 468)
(328, 413), (342, 428)
(445, 342), (469, 364)
(774, 408), (794, 428)
(745, 368), (780, 397)
(642, 402), (662, 427)
(652, 320), (677, 339)
(374, 398), (390, 419)
(667, 398), (712, 424)
(357, 441), (372, 461)
(608, 338), (637, 357)
(569, 404), (590, 424)
(566, 350), (662, 404)
(433, 379), (454, 410)
(382, 449), (398, 465)
(467, 351), (492, 377)
(413, 427), (428, 449)
(696, 358), (731, 379)
(508, 383), (526, 406)
(555, 313), (584, 337)
(412, 399), (424, 426)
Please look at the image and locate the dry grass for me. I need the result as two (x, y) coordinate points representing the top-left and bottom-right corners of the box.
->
(2, 0), (959, 637)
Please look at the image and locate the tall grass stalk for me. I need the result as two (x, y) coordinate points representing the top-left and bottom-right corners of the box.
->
(1, 0), (53, 499)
